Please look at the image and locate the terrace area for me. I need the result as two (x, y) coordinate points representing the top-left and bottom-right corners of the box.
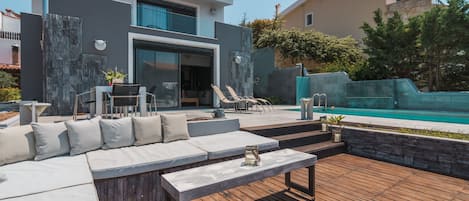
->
(196, 154), (469, 201)
(31, 107), (469, 200)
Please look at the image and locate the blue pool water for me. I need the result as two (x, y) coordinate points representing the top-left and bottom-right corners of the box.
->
(290, 107), (469, 124)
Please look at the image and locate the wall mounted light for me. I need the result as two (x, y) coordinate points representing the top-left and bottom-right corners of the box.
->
(210, 8), (217, 16)
(94, 40), (107, 51)
(234, 55), (242, 64)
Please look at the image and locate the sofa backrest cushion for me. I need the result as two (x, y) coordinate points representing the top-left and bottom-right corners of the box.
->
(65, 117), (103, 155)
(0, 125), (36, 166)
(132, 115), (162, 146)
(31, 122), (70, 160)
(100, 118), (135, 149)
(161, 114), (190, 143)
(188, 119), (240, 137)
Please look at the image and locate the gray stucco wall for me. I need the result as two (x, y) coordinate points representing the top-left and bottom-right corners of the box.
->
(49, 0), (130, 74)
(215, 22), (254, 97)
(20, 13), (44, 101)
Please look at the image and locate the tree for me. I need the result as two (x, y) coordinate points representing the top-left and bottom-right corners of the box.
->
(0, 71), (17, 88)
(361, 9), (421, 80)
(256, 29), (364, 68)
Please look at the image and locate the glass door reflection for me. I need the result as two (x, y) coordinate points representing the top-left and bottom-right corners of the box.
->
(135, 49), (180, 108)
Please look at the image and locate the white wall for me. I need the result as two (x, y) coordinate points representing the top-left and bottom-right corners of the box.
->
(0, 39), (19, 64)
(1, 16), (20, 32)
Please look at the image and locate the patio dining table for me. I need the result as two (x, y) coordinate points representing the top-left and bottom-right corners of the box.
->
(89, 86), (148, 117)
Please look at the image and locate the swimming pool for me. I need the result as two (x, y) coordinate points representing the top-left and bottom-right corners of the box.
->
(290, 107), (469, 124)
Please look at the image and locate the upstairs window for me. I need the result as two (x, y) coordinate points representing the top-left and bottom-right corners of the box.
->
(305, 12), (314, 27)
(137, 0), (197, 35)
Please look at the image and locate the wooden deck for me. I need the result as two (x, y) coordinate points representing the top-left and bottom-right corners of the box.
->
(195, 154), (469, 201)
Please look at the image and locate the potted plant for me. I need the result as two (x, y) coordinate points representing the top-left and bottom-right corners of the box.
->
(102, 67), (127, 86)
(326, 115), (345, 143)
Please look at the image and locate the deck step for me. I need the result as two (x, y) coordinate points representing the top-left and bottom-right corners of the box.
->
(241, 121), (322, 137)
(293, 141), (346, 159)
(272, 130), (332, 148)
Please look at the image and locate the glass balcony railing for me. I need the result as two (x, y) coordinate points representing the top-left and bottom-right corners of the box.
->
(137, 4), (197, 35)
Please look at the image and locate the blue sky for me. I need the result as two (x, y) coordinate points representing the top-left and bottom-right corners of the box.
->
(224, 0), (297, 25)
(0, 0), (296, 25)
(0, 0), (31, 13)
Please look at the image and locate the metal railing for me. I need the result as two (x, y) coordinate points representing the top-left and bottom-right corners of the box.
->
(0, 31), (20, 40)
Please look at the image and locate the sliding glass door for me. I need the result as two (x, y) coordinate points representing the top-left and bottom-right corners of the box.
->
(135, 48), (179, 108)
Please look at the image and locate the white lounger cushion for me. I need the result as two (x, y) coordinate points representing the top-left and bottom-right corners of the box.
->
(0, 155), (93, 200)
(187, 131), (279, 159)
(3, 184), (99, 201)
(86, 140), (208, 180)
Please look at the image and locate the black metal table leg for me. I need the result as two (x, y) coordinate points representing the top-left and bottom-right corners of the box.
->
(285, 165), (315, 200)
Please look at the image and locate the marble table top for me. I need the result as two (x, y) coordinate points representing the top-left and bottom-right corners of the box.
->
(161, 149), (317, 201)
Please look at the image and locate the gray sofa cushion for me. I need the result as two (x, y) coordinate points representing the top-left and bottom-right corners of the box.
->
(3, 184), (99, 201)
(0, 125), (36, 166)
(65, 117), (103, 155)
(100, 118), (135, 149)
(0, 155), (93, 200)
(161, 114), (190, 143)
(31, 122), (70, 160)
(132, 116), (163, 146)
(187, 131), (279, 159)
(188, 118), (240, 137)
(86, 140), (207, 179)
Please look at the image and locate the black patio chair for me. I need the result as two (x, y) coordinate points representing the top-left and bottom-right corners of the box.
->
(105, 83), (141, 118)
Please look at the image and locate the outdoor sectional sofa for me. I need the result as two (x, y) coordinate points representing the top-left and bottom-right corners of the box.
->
(0, 117), (279, 201)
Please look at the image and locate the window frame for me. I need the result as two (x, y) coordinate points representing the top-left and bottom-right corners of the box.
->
(305, 12), (314, 27)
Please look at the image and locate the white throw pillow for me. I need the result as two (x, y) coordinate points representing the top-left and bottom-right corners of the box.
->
(161, 114), (190, 143)
(0, 125), (36, 166)
(65, 117), (103, 155)
(100, 118), (135, 149)
(31, 122), (70, 160)
(132, 116), (162, 146)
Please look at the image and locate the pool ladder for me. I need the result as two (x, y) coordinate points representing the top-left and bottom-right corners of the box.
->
(312, 93), (327, 110)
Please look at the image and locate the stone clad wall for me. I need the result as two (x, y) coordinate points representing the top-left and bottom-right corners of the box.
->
(342, 127), (469, 180)
(387, 0), (434, 21)
(44, 14), (107, 115)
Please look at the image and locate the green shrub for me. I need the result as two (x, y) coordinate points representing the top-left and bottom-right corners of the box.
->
(0, 88), (21, 102)
(0, 71), (17, 88)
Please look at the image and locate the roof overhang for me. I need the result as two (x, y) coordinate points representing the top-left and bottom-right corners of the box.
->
(280, 0), (306, 17)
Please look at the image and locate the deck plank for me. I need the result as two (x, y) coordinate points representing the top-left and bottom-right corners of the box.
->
(194, 154), (469, 201)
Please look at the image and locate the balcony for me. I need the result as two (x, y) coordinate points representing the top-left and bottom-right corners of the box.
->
(0, 31), (20, 40)
(136, 2), (197, 36)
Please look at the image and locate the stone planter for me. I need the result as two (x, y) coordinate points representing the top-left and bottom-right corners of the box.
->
(342, 127), (469, 180)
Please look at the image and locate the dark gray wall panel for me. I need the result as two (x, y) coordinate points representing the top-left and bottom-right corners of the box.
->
(20, 13), (44, 101)
(215, 22), (253, 96)
(49, 0), (130, 73)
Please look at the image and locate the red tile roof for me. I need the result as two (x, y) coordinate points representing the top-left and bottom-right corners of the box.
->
(0, 64), (20, 70)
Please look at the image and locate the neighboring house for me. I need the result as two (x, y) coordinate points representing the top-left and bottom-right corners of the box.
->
(0, 9), (21, 74)
(386, 0), (441, 21)
(280, 0), (440, 42)
(23, 0), (254, 115)
(280, 0), (388, 42)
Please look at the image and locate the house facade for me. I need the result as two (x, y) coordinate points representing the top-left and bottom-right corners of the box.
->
(387, 0), (440, 21)
(23, 0), (253, 115)
(280, 0), (439, 42)
(280, 0), (388, 41)
(0, 9), (21, 70)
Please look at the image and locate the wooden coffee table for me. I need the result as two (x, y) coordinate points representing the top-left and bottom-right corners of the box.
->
(161, 149), (317, 201)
